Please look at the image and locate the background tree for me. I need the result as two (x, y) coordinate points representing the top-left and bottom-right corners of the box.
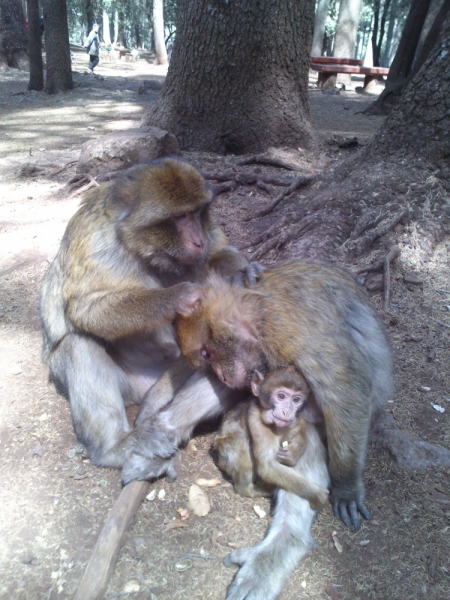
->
(143, 0), (318, 154)
(43, 0), (73, 93)
(311, 0), (330, 56)
(27, 0), (43, 90)
(366, 0), (448, 114)
(153, 0), (167, 63)
(333, 0), (363, 58)
(0, 0), (28, 70)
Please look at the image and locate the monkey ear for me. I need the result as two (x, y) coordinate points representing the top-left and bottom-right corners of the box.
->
(250, 370), (264, 396)
(232, 317), (259, 344)
(176, 290), (204, 317)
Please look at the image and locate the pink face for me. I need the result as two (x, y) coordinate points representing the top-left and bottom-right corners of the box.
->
(173, 209), (207, 266)
(260, 386), (307, 428)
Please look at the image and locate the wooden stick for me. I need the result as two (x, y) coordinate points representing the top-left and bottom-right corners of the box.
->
(74, 480), (150, 600)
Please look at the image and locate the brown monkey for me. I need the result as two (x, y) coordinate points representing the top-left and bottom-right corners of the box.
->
(175, 261), (393, 532)
(40, 158), (258, 483)
(214, 367), (329, 510)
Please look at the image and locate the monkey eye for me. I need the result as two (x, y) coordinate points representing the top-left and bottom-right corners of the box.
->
(277, 392), (286, 400)
(292, 396), (302, 404)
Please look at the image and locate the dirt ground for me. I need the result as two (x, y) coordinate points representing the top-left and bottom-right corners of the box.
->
(0, 45), (449, 600)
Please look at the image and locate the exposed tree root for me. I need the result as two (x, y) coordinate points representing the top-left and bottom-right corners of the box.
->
(253, 175), (316, 218)
(67, 174), (100, 198)
(204, 170), (293, 187)
(372, 412), (450, 469)
(382, 245), (401, 312)
(49, 160), (77, 177)
(236, 147), (307, 171)
(354, 208), (407, 257)
(212, 181), (237, 195)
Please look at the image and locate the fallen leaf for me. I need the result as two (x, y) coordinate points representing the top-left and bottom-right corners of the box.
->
(253, 505), (266, 519)
(431, 403), (445, 413)
(146, 489), (156, 501)
(177, 507), (190, 520)
(195, 477), (221, 487)
(158, 489), (166, 500)
(325, 584), (339, 600)
(166, 520), (188, 531)
(332, 532), (343, 553)
(188, 439), (197, 452)
(122, 580), (140, 593)
(188, 484), (211, 516)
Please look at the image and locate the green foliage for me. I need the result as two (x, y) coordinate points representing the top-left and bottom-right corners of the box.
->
(66, 0), (179, 48)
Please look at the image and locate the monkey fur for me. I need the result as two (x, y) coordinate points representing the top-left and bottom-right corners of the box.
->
(214, 366), (329, 510)
(40, 158), (255, 479)
(176, 261), (393, 530)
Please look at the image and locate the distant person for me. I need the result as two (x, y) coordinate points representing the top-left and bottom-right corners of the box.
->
(84, 23), (100, 74)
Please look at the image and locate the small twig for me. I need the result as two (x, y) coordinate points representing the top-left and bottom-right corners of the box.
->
(50, 160), (77, 177)
(430, 317), (450, 329)
(383, 245), (401, 312)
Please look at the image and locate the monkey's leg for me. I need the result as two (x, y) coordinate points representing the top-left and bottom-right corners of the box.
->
(224, 427), (330, 600)
(50, 334), (132, 469)
(122, 371), (241, 484)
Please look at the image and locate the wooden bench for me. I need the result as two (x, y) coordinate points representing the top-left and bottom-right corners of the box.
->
(310, 58), (389, 91)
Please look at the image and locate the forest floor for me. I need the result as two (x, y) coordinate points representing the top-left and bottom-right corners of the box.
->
(0, 46), (449, 600)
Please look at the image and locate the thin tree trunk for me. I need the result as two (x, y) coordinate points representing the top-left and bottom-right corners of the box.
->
(311, 0), (330, 57)
(334, 0), (363, 58)
(102, 10), (111, 47)
(153, 0), (167, 64)
(27, 0), (43, 89)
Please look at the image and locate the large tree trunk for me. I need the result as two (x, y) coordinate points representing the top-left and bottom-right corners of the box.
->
(142, 0), (318, 154)
(0, 0), (28, 70)
(311, 0), (330, 57)
(42, 0), (73, 94)
(27, 0), (43, 90)
(246, 9), (450, 264)
(153, 0), (167, 65)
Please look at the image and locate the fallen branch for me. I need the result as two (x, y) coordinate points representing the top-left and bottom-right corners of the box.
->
(50, 160), (78, 177)
(74, 480), (150, 600)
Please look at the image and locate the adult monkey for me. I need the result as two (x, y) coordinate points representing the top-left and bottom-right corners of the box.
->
(40, 158), (259, 479)
(141, 262), (392, 530)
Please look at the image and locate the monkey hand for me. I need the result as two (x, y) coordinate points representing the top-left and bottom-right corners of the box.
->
(330, 484), (371, 531)
(121, 425), (178, 485)
(174, 282), (203, 317)
(226, 261), (266, 287)
(277, 443), (297, 467)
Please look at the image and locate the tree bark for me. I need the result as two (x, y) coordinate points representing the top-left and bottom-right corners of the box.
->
(333, 0), (363, 58)
(102, 10), (111, 47)
(0, 0), (29, 70)
(142, 0), (318, 154)
(365, 0), (435, 115)
(42, 0), (73, 94)
(311, 0), (330, 57)
(153, 0), (167, 64)
(26, 0), (43, 89)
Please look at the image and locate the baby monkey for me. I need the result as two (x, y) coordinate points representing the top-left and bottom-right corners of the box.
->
(214, 366), (329, 510)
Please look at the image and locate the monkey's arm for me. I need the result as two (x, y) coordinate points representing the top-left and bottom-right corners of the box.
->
(206, 229), (264, 285)
(65, 282), (198, 340)
(135, 357), (195, 424)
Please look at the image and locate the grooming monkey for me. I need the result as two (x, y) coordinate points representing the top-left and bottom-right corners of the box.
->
(214, 367), (329, 510)
(40, 158), (260, 481)
(174, 261), (393, 531)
